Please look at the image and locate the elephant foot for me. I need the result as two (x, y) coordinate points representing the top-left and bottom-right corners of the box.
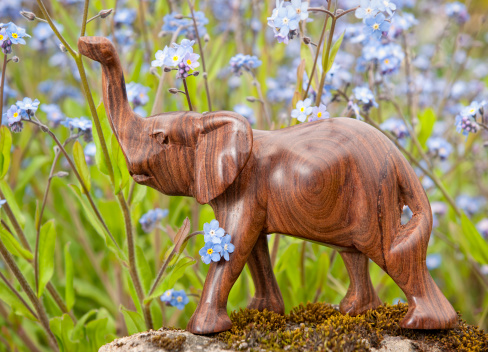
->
(339, 293), (382, 316)
(247, 296), (285, 315)
(187, 308), (232, 335)
(400, 297), (458, 330)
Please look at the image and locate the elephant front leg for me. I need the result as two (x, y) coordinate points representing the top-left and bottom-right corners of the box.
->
(246, 234), (284, 314)
(187, 216), (262, 335)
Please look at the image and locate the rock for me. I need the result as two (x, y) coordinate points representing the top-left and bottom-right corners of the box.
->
(371, 336), (441, 352)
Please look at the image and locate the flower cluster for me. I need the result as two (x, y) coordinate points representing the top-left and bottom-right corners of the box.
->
(455, 100), (484, 137)
(380, 118), (409, 141)
(40, 104), (65, 126)
(3, 97), (40, 133)
(267, 0), (309, 44)
(160, 289), (189, 310)
(61, 117), (93, 142)
(126, 82), (150, 116)
(161, 11), (208, 40)
(426, 137), (453, 161)
(199, 220), (234, 264)
(355, 0), (391, 40)
(0, 199), (6, 208)
(234, 104), (256, 125)
(445, 1), (470, 24)
(292, 99), (330, 123)
(0, 22), (30, 54)
(151, 39), (200, 79)
(139, 208), (169, 233)
(349, 86), (379, 119)
(229, 54), (262, 76)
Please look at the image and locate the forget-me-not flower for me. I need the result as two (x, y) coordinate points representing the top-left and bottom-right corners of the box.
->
(0, 199), (6, 208)
(364, 13), (390, 39)
(4, 105), (23, 132)
(139, 208), (169, 233)
(289, 0), (309, 21)
(426, 254), (442, 270)
(309, 104), (330, 122)
(165, 46), (187, 67)
(126, 82), (150, 107)
(274, 5), (299, 37)
(353, 86), (378, 107)
(170, 290), (189, 310)
(229, 54), (262, 76)
(41, 104), (65, 125)
(151, 47), (170, 68)
(477, 219), (488, 239)
(219, 234), (235, 261)
(203, 220), (225, 244)
(378, 0), (397, 15)
(461, 101), (484, 118)
(455, 115), (479, 136)
(199, 241), (222, 264)
(426, 137), (453, 160)
(16, 97), (40, 118)
(291, 98), (313, 122)
(355, 0), (381, 19)
(161, 289), (174, 303)
(234, 104), (256, 125)
(5, 22), (30, 45)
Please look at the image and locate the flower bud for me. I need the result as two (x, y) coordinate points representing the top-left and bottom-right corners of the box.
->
(99, 9), (113, 18)
(192, 71), (200, 77)
(336, 9), (344, 15)
(246, 96), (257, 102)
(169, 88), (179, 94)
(11, 56), (19, 63)
(20, 10), (36, 21)
(203, 33), (210, 42)
(302, 36), (311, 45)
(164, 67), (173, 72)
(59, 44), (67, 53)
(173, 13), (184, 19)
(55, 171), (69, 178)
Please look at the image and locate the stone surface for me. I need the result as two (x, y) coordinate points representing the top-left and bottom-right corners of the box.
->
(99, 329), (443, 352)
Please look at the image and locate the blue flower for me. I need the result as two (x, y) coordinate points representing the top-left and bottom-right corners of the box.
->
(445, 2), (470, 24)
(289, 0), (309, 21)
(162, 12), (191, 35)
(61, 117), (92, 131)
(476, 219), (488, 239)
(426, 254), (442, 270)
(291, 98), (313, 122)
(456, 194), (485, 216)
(274, 5), (300, 37)
(126, 82), (150, 107)
(309, 104), (330, 122)
(5, 22), (30, 45)
(0, 28), (8, 47)
(229, 54), (262, 76)
(169, 290), (189, 310)
(165, 46), (187, 67)
(40, 104), (65, 125)
(114, 8), (137, 26)
(355, 0), (381, 19)
(84, 143), (96, 166)
(461, 101), (484, 117)
(0, 199), (6, 208)
(4, 105), (23, 133)
(203, 219), (225, 244)
(378, 0), (397, 15)
(173, 39), (195, 53)
(16, 98), (40, 118)
(151, 46), (170, 68)
(234, 104), (256, 125)
(426, 137), (453, 160)
(220, 234), (235, 261)
(177, 52), (200, 79)
(139, 208), (169, 233)
(380, 118), (409, 140)
(353, 86), (378, 108)
(364, 13), (390, 39)
(161, 289), (174, 303)
(199, 241), (222, 264)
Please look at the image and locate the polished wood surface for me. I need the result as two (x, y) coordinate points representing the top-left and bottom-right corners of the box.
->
(79, 36), (458, 335)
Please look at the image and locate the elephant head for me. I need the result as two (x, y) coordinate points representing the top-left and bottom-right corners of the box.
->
(78, 36), (253, 204)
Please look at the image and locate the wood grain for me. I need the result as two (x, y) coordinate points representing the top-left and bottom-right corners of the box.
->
(79, 36), (458, 335)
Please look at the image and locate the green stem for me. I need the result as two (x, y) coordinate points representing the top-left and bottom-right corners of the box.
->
(182, 78), (193, 111)
(0, 54), (7, 118)
(186, 0), (212, 111)
(0, 238), (59, 352)
(81, 0), (90, 37)
(315, 17), (337, 105)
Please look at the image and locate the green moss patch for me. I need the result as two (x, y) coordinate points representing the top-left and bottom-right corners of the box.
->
(217, 303), (488, 351)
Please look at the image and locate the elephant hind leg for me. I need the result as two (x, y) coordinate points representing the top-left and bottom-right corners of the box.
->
(246, 234), (285, 314)
(339, 250), (382, 316)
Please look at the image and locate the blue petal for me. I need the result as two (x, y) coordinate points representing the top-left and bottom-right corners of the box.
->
(211, 252), (221, 262)
(210, 219), (219, 230)
(215, 228), (225, 237)
(211, 237), (222, 244)
(203, 255), (211, 264)
(203, 222), (211, 233)
(227, 244), (235, 253)
(223, 252), (230, 261)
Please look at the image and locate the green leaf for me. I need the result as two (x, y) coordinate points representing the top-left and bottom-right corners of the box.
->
(64, 243), (75, 311)
(38, 220), (57, 297)
(417, 108), (436, 148)
(136, 245), (153, 294)
(300, 44), (316, 92)
(73, 141), (91, 193)
(120, 305), (145, 335)
(15, 155), (49, 193)
(323, 30), (345, 73)
(93, 102), (114, 176)
(50, 314), (77, 352)
(85, 317), (111, 351)
(0, 126), (12, 180)
(0, 180), (25, 226)
(0, 279), (37, 320)
(111, 134), (130, 194)
(460, 213), (488, 265)
(0, 227), (33, 261)
(72, 309), (97, 341)
(144, 256), (196, 303)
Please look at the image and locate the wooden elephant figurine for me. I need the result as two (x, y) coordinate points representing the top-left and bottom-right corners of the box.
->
(78, 36), (458, 334)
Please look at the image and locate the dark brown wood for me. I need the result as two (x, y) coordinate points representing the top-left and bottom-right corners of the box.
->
(78, 36), (458, 335)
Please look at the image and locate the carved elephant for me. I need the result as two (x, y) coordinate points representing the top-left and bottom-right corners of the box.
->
(78, 36), (458, 335)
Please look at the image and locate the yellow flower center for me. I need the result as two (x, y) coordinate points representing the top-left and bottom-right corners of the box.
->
(139, 93), (145, 98)
(187, 59), (192, 65)
(12, 33), (18, 38)
(300, 107), (305, 112)
(207, 248), (213, 255)
(469, 108), (475, 114)
(373, 24), (380, 30)
(317, 112), (322, 118)
(283, 17), (289, 24)
(13, 112), (18, 118)
(366, 8), (372, 13)
(384, 59), (390, 64)
(177, 297), (183, 302)
(296, 9), (301, 14)
(209, 230), (215, 236)
(165, 291), (171, 296)
(0, 35), (3, 40)
(224, 244), (228, 250)
(172, 55), (179, 61)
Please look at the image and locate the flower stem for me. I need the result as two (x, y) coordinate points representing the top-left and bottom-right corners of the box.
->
(0, 54), (8, 118)
(182, 78), (193, 111)
(0, 238), (59, 352)
(80, 0), (90, 37)
(315, 16), (337, 105)
(186, 0), (212, 111)
(0, 271), (38, 320)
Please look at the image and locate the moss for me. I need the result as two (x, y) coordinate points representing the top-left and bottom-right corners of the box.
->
(149, 333), (186, 351)
(216, 303), (488, 351)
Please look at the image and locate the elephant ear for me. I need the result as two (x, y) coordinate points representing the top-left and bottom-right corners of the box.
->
(194, 113), (253, 204)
